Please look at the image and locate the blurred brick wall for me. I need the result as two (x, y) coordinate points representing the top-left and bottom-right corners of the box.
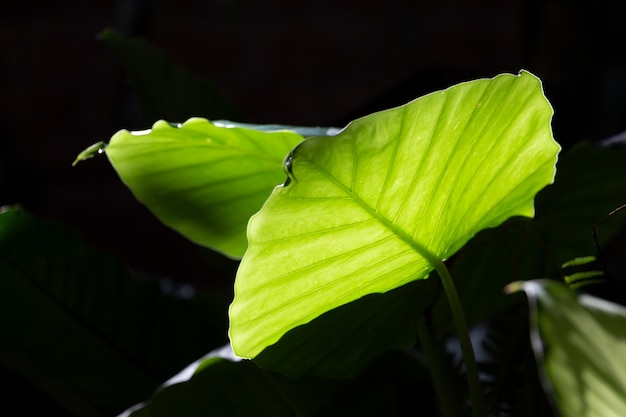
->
(2, 0), (626, 287)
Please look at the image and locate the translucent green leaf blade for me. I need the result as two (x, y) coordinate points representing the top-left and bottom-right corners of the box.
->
(230, 71), (560, 358)
(510, 280), (626, 417)
(105, 118), (304, 258)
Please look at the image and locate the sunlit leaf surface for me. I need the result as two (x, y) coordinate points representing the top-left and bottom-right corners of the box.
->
(510, 280), (626, 417)
(230, 71), (560, 358)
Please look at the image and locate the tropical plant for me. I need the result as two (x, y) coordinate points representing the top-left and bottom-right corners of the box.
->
(2, 31), (626, 417)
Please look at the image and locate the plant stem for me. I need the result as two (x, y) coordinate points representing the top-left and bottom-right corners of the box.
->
(433, 259), (485, 417)
(417, 315), (460, 417)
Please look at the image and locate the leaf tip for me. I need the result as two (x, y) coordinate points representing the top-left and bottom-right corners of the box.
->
(504, 280), (525, 295)
(72, 141), (107, 166)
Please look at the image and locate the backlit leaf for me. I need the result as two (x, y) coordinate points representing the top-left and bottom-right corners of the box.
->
(104, 118), (304, 258)
(230, 71), (560, 359)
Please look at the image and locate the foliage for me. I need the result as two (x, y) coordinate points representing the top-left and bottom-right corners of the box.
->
(4, 31), (626, 417)
(229, 71), (558, 366)
(507, 280), (626, 417)
(0, 207), (229, 416)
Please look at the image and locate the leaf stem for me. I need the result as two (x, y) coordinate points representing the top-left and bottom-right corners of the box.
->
(417, 315), (460, 417)
(432, 259), (485, 417)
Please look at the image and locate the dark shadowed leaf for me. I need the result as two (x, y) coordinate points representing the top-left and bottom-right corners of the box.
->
(0, 207), (229, 416)
(123, 345), (434, 417)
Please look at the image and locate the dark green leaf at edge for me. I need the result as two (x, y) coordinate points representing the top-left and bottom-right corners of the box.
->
(125, 346), (436, 417)
(0, 206), (230, 416)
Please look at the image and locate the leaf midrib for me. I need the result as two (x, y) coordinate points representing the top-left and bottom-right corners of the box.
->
(300, 153), (443, 270)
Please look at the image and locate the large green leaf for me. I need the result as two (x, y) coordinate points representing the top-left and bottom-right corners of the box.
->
(230, 71), (560, 359)
(102, 118), (304, 259)
(0, 207), (229, 416)
(509, 279), (626, 417)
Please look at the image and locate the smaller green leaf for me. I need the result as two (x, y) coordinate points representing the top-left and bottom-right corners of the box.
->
(509, 279), (626, 417)
(103, 118), (305, 258)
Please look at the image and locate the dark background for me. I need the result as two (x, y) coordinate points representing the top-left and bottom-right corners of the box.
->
(2, 0), (626, 289)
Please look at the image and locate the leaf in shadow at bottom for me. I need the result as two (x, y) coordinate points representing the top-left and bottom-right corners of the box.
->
(127, 359), (272, 416)
(253, 277), (439, 379)
(126, 346), (434, 417)
(126, 355), (336, 417)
